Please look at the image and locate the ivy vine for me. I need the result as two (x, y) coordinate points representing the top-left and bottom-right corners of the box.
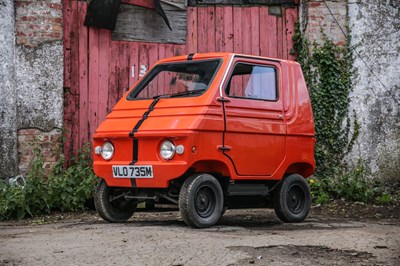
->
(292, 24), (359, 179)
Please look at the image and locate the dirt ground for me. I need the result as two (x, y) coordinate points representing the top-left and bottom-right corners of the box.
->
(1, 202), (399, 266)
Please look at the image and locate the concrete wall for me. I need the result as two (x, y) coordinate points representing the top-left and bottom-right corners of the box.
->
(302, 0), (400, 178)
(15, 0), (64, 176)
(0, 0), (18, 178)
(0, 0), (64, 178)
(348, 0), (400, 178)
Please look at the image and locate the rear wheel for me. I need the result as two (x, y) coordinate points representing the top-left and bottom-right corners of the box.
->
(273, 174), (311, 223)
(95, 179), (137, 223)
(179, 173), (224, 228)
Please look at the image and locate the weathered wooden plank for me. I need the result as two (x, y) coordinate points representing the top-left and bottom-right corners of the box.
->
(163, 45), (175, 94)
(128, 42), (139, 88)
(259, 6), (269, 57)
(267, 12), (277, 57)
(232, 6), (243, 95)
(71, 1), (81, 151)
(187, 7), (198, 53)
(112, 2), (187, 44)
(157, 44), (166, 95)
(233, 6), (242, 53)
(148, 43), (159, 96)
(138, 43), (150, 98)
(78, 2), (89, 147)
(281, 8), (287, 59)
(98, 29), (110, 124)
(63, 0), (71, 89)
(277, 9), (284, 59)
(215, 6), (224, 52)
(207, 6), (216, 52)
(118, 42), (130, 99)
(107, 41), (120, 113)
(197, 7), (208, 53)
(251, 6), (260, 55)
(64, 0), (80, 159)
(88, 27), (100, 140)
(223, 6), (234, 52)
(242, 7), (252, 55)
(285, 7), (297, 60)
(173, 44), (186, 56)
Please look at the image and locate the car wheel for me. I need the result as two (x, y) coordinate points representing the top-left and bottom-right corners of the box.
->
(94, 179), (137, 223)
(273, 174), (311, 223)
(179, 173), (224, 228)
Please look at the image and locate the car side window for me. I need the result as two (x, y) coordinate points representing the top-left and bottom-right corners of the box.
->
(226, 63), (277, 101)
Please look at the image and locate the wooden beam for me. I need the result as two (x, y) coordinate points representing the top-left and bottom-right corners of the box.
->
(113, 2), (187, 44)
(188, 0), (297, 6)
(121, 0), (155, 9)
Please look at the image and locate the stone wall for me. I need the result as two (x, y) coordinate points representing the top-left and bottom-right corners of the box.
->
(302, 0), (400, 178)
(0, 0), (64, 179)
(348, 0), (400, 179)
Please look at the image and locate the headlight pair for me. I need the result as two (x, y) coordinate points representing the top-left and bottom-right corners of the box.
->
(95, 140), (184, 161)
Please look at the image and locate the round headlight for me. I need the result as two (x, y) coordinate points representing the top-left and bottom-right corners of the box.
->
(160, 140), (175, 160)
(101, 142), (114, 160)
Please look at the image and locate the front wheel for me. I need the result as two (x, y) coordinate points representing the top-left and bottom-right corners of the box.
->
(179, 173), (224, 228)
(272, 174), (311, 223)
(94, 179), (137, 223)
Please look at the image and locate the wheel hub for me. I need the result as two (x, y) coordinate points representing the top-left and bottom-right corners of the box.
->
(195, 186), (215, 218)
(287, 185), (305, 214)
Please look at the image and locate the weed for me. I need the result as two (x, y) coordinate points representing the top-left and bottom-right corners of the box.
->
(0, 145), (96, 220)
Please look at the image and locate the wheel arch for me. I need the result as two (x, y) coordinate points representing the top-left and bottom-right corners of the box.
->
(190, 160), (231, 177)
(285, 162), (314, 178)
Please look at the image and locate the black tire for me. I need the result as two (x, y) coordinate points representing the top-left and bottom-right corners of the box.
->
(272, 174), (311, 223)
(94, 179), (137, 223)
(179, 173), (224, 228)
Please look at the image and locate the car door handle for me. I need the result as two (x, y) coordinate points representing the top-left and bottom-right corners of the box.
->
(217, 145), (231, 151)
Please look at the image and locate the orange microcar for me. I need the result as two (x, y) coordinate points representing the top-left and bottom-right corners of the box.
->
(93, 53), (316, 228)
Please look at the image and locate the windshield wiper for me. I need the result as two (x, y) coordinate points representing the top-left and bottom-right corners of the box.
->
(167, 89), (206, 98)
(152, 89), (206, 99)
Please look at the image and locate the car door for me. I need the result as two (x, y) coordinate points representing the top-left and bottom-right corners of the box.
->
(222, 58), (286, 176)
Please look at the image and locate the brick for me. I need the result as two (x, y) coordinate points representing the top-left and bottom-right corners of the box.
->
(15, 0), (62, 47)
(309, 2), (322, 7)
(47, 3), (62, 9)
(17, 128), (62, 176)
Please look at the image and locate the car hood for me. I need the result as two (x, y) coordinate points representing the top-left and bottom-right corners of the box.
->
(93, 98), (223, 138)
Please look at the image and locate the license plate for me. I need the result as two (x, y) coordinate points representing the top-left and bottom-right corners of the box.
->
(112, 165), (153, 178)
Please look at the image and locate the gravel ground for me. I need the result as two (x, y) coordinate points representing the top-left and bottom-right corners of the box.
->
(1, 206), (399, 266)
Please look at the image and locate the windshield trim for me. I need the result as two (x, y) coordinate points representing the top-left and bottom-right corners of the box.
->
(126, 58), (223, 101)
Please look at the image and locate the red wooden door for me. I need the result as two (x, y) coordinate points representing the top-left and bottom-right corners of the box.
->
(63, 0), (298, 160)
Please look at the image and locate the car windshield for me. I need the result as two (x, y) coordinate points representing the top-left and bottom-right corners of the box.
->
(127, 59), (221, 100)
